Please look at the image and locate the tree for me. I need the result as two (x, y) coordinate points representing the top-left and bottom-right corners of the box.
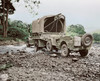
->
(12, 0), (40, 15)
(0, 0), (40, 37)
(0, 0), (15, 37)
(67, 24), (86, 36)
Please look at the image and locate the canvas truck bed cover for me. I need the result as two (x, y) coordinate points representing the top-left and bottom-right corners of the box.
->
(32, 14), (66, 33)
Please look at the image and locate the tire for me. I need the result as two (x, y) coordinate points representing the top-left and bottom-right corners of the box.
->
(26, 39), (30, 47)
(53, 46), (58, 52)
(46, 40), (52, 51)
(61, 44), (69, 57)
(34, 40), (38, 52)
(79, 50), (88, 57)
(82, 34), (93, 47)
(27, 44), (30, 47)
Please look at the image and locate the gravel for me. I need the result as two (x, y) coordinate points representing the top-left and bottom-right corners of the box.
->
(0, 44), (100, 81)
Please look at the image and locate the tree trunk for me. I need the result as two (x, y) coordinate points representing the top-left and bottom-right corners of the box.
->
(5, 5), (9, 37)
(2, 0), (6, 37)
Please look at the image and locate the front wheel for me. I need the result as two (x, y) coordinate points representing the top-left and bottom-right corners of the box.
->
(61, 44), (69, 57)
(46, 40), (52, 51)
(79, 50), (88, 57)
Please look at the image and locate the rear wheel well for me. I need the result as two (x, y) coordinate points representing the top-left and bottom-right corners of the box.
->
(60, 41), (67, 47)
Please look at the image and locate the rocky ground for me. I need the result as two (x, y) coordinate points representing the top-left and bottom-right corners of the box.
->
(0, 44), (100, 81)
(0, 40), (25, 46)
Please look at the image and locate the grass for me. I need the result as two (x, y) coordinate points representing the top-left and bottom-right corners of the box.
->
(0, 63), (13, 71)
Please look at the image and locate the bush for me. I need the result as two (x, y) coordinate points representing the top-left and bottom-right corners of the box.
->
(8, 27), (29, 41)
(66, 32), (79, 36)
(67, 24), (86, 36)
(93, 33), (100, 42)
(0, 19), (31, 42)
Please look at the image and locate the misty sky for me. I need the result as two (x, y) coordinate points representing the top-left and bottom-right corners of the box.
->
(9, 0), (100, 32)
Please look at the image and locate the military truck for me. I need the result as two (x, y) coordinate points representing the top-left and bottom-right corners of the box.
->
(27, 13), (93, 57)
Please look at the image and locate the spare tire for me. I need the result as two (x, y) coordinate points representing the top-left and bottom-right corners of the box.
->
(82, 33), (93, 47)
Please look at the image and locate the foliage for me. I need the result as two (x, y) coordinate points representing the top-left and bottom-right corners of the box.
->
(0, 19), (31, 41)
(67, 24), (86, 36)
(0, 63), (13, 71)
(12, 0), (40, 15)
(0, 0), (15, 37)
(0, 25), (3, 35)
(8, 27), (29, 41)
(9, 20), (28, 31)
(0, 0), (40, 37)
(0, 35), (14, 41)
(93, 33), (100, 42)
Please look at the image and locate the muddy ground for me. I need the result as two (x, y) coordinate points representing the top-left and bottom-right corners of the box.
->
(0, 44), (100, 81)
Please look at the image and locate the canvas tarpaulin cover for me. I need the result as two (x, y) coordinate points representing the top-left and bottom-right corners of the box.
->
(32, 14), (66, 33)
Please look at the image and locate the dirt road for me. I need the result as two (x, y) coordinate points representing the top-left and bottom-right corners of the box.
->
(0, 44), (100, 81)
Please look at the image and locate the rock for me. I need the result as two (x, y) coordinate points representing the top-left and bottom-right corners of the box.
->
(41, 48), (47, 52)
(8, 51), (12, 55)
(89, 52), (94, 56)
(0, 74), (8, 81)
(20, 50), (26, 53)
(49, 54), (57, 57)
(72, 58), (78, 62)
(6, 51), (9, 54)
(0, 44), (100, 80)
(17, 50), (20, 52)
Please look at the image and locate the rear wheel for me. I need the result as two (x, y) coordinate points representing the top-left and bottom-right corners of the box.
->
(26, 39), (31, 47)
(61, 44), (69, 57)
(79, 50), (88, 57)
(34, 40), (39, 52)
(27, 44), (31, 47)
